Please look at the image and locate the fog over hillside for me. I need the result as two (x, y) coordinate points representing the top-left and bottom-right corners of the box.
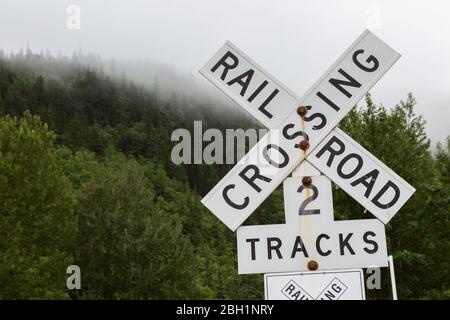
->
(0, 47), (239, 113)
(0, 46), (446, 151)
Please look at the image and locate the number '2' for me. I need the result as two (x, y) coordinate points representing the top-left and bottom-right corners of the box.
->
(297, 184), (320, 216)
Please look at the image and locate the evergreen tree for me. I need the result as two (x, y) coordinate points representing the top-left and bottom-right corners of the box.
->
(0, 112), (76, 299)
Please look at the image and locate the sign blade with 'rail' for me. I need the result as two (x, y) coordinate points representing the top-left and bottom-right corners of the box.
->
(200, 41), (299, 129)
(201, 30), (401, 231)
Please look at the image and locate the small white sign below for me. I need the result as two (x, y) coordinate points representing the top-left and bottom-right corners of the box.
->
(264, 269), (365, 300)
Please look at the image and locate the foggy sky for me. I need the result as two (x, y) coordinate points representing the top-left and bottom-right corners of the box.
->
(0, 0), (449, 145)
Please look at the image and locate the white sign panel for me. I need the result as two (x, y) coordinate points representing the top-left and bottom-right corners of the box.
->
(283, 176), (334, 224)
(308, 128), (416, 224)
(237, 219), (388, 274)
(202, 30), (400, 231)
(200, 41), (299, 129)
(264, 269), (365, 300)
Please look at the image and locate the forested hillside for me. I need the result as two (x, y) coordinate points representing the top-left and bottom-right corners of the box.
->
(0, 51), (448, 299)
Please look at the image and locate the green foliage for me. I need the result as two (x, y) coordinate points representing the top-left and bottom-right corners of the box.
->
(0, 56), (448, 300)
(70, 157), (200, 299)
(338, 94), (449, 299)
(0, 112), (76, 299)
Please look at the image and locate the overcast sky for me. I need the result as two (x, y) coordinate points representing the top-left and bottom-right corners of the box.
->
(0, 0), (449, 145)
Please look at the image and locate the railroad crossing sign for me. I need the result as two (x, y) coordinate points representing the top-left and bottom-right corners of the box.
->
(199, 30), (415, 277)
(200, 30), (415, 231)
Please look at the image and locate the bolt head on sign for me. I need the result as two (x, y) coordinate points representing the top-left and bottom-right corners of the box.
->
(307, 260), (319, 271)
(299, 140), (310, 151)
(200, 30), (414, 231)
(301, 176), (312, 187)
(297, 106), (308, 117)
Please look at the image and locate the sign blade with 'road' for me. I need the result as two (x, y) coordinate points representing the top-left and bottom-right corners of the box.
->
(201, 30), (401, 231)
(309, 128), (416, 224)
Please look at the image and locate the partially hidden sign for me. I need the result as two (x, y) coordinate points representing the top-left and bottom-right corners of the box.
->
(264, 269), (365, 300)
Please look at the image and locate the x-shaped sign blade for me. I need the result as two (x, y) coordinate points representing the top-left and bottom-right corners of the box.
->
(200, 30), (414, 231)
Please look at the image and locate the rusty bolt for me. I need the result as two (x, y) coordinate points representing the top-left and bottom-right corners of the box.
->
(302, 176), (312, 187)
(307, 260), (319, 271)
(297, 106), (308, 117)
(299, 140), (309, 151)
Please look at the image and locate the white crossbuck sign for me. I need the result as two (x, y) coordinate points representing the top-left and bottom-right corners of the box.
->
(199, 30), (416, 275)
(200, 30), (415, 229)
